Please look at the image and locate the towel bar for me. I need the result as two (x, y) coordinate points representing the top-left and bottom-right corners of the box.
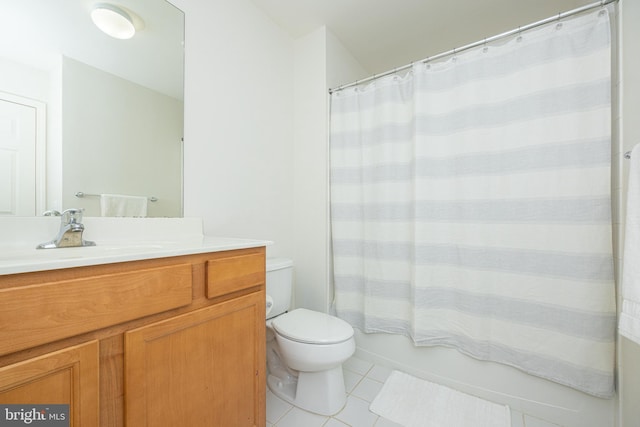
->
(75, 192), (158, 202)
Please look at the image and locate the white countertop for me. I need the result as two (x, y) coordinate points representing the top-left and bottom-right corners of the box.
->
(0, 217), (271, 275)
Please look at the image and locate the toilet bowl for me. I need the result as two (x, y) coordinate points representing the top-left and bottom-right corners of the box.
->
(265, 259), (355, 416)
(267, 309), (355, 415)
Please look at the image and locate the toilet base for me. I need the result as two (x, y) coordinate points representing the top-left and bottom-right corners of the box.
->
(267, 365), (347, 416)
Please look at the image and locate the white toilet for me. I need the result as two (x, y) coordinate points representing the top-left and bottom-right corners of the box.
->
(265, 258), (356, 416)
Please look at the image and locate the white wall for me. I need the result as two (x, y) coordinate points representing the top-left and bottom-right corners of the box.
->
(0, 58), (50, 101)
(291, 27), (368, 312)
(326, 30), (370, 90)
(618, 0), (640, 425)
(292, 27), (329, 311)
(170, 0), (294, 257)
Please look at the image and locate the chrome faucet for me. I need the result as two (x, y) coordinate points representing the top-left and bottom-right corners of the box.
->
(36, 208), (96, 249)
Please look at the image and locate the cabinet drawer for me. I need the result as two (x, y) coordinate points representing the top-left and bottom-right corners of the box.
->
(0, 263), (193, 356)
(206, 252), (264, 299)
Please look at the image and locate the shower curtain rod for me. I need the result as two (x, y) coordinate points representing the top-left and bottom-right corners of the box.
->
(328, 0), (617, 94)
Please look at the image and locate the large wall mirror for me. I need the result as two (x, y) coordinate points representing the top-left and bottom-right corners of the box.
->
(0, 0), (184, 217)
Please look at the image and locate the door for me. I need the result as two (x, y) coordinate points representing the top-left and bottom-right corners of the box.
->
(125, 292), (266, 427)
(0, 340), (100, 427)
(0, 93), (44, 216)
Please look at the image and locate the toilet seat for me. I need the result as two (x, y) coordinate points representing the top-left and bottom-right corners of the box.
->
(271, 308), (353, 345)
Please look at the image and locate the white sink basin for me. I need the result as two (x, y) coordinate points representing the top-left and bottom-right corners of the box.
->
(0, 243), (165, 263)
(0, 241), (185, 274)
(100, 243), (167, 251)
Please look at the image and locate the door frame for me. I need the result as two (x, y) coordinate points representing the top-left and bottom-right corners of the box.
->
(0, 90), (46, 215)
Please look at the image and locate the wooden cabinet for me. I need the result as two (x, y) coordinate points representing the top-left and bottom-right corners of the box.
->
(0, 246), (266, 427)
(125, 291), (265, 427)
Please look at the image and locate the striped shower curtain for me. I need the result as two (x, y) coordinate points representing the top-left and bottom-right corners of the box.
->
(329, 9), (615, 397)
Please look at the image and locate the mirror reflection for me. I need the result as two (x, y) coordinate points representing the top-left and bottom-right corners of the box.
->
(0, 0), (184, 217)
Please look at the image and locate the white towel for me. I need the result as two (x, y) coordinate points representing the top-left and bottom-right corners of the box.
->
(100, 194), (148, 217)
(620, 144), (640, 345)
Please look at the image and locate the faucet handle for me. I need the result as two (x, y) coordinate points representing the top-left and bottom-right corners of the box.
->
(61, 208), (84, 225)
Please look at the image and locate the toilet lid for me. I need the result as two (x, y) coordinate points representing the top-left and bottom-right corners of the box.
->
(271, 308), (354, 344)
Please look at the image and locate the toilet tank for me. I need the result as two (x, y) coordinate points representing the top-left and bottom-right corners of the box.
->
(266, 258), (293, 319)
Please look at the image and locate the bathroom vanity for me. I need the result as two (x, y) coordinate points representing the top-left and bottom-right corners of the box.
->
(0, 218), (268, 427)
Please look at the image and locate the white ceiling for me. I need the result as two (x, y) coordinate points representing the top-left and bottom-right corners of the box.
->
(250, 0), (595, 76)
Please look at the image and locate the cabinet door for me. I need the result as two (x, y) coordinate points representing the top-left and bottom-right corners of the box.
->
(0, 340), (99, 427)
(125, 291), (265, 427)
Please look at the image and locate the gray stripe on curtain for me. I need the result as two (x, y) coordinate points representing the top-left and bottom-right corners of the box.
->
(331, 138), (610, 182)
(331, 80), (610, 149)
(416, 80), (610, 135)
(332, 240), (613, 281)
(331, 197), (612, 223)
(335, 278), (615, 341)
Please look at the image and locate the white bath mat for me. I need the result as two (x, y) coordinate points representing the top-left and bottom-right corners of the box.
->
(370, 371), (511, 427)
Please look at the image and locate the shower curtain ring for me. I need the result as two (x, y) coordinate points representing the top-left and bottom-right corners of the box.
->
(556, 13), (563, 30)
(598, 1), (607, 16)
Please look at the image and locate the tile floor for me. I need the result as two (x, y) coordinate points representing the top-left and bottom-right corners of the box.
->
(266, 356), (565, 427)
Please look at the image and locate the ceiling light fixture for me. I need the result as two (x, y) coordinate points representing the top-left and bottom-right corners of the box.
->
(91, 3), (136, 40)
